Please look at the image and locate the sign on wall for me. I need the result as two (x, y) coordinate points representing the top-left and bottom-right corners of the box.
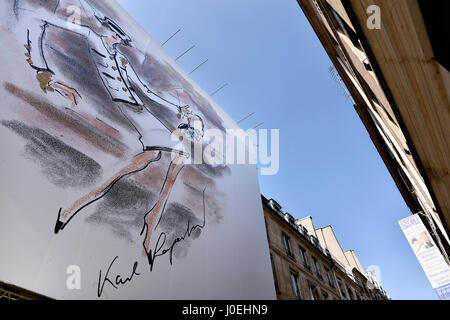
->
(399, 214), (450, 299)
(0, 0), (275, 299)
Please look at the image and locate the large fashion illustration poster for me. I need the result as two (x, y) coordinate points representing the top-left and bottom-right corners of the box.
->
(0, 0), (275, 299)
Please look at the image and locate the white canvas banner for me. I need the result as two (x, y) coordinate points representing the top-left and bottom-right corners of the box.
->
(0, 0), (275, 299)
(399, 214), (450, 299)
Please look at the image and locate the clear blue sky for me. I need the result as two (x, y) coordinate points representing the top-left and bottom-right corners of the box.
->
(117, 0), (436, 300)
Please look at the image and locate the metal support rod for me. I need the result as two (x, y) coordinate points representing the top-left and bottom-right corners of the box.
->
(250, 122), (264, 130)
(175, 45), (196, 61)
(189, 58), (208, 75)
(210, 82), (228, 96)
(237, 112), (255, 124)
(161, 28), (181, 47)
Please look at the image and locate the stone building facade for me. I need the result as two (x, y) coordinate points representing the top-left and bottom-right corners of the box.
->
(296, 0), (449, 262)
(263, 195), (389, 300)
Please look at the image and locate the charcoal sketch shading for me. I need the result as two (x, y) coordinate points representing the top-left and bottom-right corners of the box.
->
(1, 119), (102, 188)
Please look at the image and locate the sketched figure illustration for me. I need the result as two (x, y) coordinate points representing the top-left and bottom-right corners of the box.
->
(20, 0), (206, 264)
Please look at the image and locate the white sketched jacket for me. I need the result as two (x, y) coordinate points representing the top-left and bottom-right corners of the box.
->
(26, 18), (152, 107)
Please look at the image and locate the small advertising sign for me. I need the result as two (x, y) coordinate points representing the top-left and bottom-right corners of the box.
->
(399, 214), (450, 299)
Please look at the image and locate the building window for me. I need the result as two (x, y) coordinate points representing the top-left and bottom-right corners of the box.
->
(309, 284), (319, 300)
(363, 58), (373, 71)
(290, 272), (302, 300)
(282, 233), (294, 259)
(264, 218), (270, 243)
(365, 85), (399, 127)
(299, 246), (309, 268)
(312, 257), (322, 279)
(328, 2), (362, 50)
(324, 267), (334, 287)
(337, 278), (346, 299)
(363, 284), (368, 295)
(270, 254), (279, 293)
(346, 285), (355, 300)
